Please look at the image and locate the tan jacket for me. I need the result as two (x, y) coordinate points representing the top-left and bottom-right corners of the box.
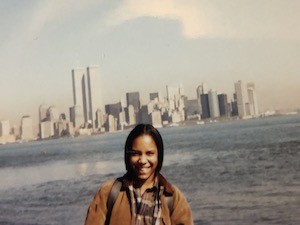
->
(84, 174), (193, 225)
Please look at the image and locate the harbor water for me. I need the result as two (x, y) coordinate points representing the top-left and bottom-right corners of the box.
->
(0, 115), (299, 225)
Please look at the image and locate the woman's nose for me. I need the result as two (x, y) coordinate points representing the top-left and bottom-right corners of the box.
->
(139, 154), (147, 164)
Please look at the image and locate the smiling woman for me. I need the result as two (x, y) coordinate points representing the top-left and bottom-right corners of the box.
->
(84, 124), (193, 225)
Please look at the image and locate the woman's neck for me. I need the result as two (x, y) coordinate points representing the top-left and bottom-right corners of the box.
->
(133, 174), (156, 194)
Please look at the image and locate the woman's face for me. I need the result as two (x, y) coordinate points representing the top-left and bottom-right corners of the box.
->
(129, 134), (158, 184)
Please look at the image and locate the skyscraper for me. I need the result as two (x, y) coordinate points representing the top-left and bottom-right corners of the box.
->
(105, 102), (122, 123)
(208, 89), (220, 118)
(39, 104), (48, 122)
(218, 94), (229, 117)
(72, 68), (88, 123)
(234, 80), (249, 118)
(71, 66), (103, 129)
(200, 94), (210, 119)
(87, 66), (103, 128)
(247, 83), (259, 116)
(196, 83), (208, 117)
(126, 92), (140, 113)
(196, 83), (208, 96)
(21, 116), (34, 141)
(234, 80), (259, 118)
(0, 120), (10, 136)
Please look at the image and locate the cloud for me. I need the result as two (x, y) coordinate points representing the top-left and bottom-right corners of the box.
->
(27, 0), (100, 36)
(104, 0), (300, 40)
(105, 0), (213, 39)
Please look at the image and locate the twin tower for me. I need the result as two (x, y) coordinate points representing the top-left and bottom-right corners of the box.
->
(70, 66), (103, 130)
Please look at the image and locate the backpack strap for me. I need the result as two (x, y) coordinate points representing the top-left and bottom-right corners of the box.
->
(105, 179), (122, 225)
(165, 195), (174, 215)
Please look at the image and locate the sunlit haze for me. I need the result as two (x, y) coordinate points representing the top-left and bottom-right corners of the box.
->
(1, 0), (300, 125)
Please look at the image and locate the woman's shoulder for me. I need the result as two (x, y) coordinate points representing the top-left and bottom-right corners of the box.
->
(95, 179), (116, 196)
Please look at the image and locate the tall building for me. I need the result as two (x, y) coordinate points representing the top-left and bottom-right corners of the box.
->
(149, 92), (162, 102)
(69, 105), (84, 129)
(40, 121), (54, 139)
(71, 66), (103, 129)
(196, 83), (208, 117)
(125, 105), (136, 126)
(47, 106), (60, 121)
(196, 83), (208, 96)
(200, 94), (210, 119)
(139, 105), (151, 124)
(21, 116), (34, 141)
(218, 94), (230, 117)
(234, 80), (249, 118)
(126, 92), (140, 112)
(0, 120), (10, 136)
(95, 108), (104, 130)
(151, 111), (162, 128)
(105, 102), (122, 120)
(208, 90), (220, 118)
(184, 99), (200, 119)
(72, 68), (88, 123)
(247, 83), (259, 116)
(166, 85), (184, 111)
(39, 104), (48, 122)
(0, 120), (15, 144)
(234, 80), (259, 118)
(86, 66), (103, 128)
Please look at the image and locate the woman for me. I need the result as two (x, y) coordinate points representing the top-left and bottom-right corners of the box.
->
(85, 124), (193, 225)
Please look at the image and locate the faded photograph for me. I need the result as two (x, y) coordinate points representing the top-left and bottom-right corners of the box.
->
(0, 1), (299, 225)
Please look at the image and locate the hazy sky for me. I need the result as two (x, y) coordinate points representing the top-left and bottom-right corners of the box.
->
(1, 0), (300, 125)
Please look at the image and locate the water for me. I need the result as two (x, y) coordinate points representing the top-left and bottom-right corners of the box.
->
(0, 115), (299, 225)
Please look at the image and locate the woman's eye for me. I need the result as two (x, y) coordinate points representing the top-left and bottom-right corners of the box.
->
(130, 151), (139, 156)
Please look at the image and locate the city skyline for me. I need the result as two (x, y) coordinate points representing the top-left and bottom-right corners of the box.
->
(1, 1), (300, 125)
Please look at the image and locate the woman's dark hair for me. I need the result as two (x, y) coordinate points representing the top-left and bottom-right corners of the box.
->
(124, 124), (164, 174)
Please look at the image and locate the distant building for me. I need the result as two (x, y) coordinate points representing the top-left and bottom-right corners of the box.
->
(107, 114), (117, 132)
(0, 120), (15, 144)
(105, 102), (122, 120)
(151, 111), (162, 127)
(40, 121), (54, 139)
(247, 83), (259, 116)
(235, 80), (249, 118)
(231, 94), (238, 117)
(39, 104), (48, 122)
(208, 90), (220, 118)
(200, 94), (210, 119)
(166, 85), (184, 112)
(86, 66), (103, 128)
(197, 83), (208, 95)
(0, 120), (10, 136)
(47, 106), (60, 121)
(125, 105), (136, 126)
(72, 68), (88, 122)
(72, 66), (103, 129)
(218, 94), (230, 117)
(184, 98), (200, 119)
(69, 105), (84, 129)
(21, 116), (34, 141)
(139, 105), (151, 124)
(95, 108), (104, 130)
(149, 92), (162, 103)
(105, 102), (122, 130)
(126, 92), (140, 112)
(166, 84), (185, 123)
(234, 80), (259, 118)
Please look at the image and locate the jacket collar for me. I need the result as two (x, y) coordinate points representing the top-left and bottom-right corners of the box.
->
(120, 172), (174, 196)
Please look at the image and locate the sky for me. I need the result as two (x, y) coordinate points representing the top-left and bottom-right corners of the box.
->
(1, 0), (300, 125)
